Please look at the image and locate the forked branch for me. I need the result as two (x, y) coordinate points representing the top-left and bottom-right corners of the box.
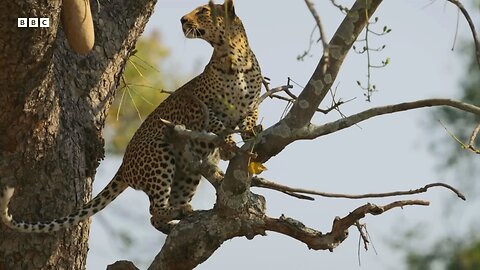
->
(304, 0), (329, 57)
(264, 200), (429, 251)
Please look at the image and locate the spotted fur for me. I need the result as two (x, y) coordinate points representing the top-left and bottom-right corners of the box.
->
(1, 0), (262, 234)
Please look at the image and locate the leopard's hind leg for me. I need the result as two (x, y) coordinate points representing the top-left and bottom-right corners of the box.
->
(169, 170), (199, 214)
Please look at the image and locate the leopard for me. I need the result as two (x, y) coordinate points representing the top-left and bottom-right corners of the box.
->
(0, 0), (263, 234)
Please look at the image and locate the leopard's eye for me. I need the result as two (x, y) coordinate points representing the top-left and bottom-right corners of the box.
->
(197, 7), (209, 14)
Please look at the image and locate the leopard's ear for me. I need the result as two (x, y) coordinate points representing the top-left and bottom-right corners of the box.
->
(224, 0), (235, 16)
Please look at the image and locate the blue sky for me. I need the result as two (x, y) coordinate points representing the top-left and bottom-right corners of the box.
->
(87, 1), (479, 269)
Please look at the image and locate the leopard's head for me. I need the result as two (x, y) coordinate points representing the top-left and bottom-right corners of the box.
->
(181, 0), (242, 47)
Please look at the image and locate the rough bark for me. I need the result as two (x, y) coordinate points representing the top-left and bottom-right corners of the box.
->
(0, 0), (156, 269)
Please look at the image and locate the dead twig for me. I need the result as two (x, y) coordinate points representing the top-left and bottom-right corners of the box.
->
(252, 177), (466, 200)
(317, 99), (348, 114)
(257, 85), (293, 106)
(263, 81), (352, 115)
(447, 0), (480, 67)
(439, 120), (480, 154)
(330, 0), (349, 13)
(304, 0), (329, 52)
(304, 0), (329, 72)
(467, 123), (480, 153)
(355, 221), (369, 252)
(264, 200), (429, 251)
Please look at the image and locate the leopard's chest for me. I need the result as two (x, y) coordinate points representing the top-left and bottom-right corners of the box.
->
(208, 70), (261, 127)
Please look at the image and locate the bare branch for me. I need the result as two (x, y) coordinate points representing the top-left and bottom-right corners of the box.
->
(316, 99), (347, 114)
(281, 191), (315, 201)
(295, 98), (480, 142)
(468, 123), (480, 146)
(440, 120), (480, 154)
(255, 98), (480, 163)
(468, 123), (480, 153)
(264, 200), (429, 251)
(257, 85), (293, 106)
(252, 177), (466, 200)
(304, 0), (329, 56)
(355, 221), (369, 252)
(329, 0), (349, 13)
(447, 0), (480, 67)
(263, 82), (351, 115)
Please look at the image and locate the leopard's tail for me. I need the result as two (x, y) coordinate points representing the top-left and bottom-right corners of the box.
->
(0, 175), (127, 233)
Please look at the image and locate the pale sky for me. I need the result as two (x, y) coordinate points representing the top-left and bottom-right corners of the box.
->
(87, 1), (479, 269)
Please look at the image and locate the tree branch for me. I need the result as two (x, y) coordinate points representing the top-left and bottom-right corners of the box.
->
(441, 121), (480, 154)
(466, 123), (480, 153)
(257, 84), (293, 106)
(294, 98), (480, 141)
(264, 83), (353, 115)
(304, 0), (329, 57)
(148, 194), (267, 270)
(264, 200), (429, 251)
(122, 198), (432, 269)
(329, 0), (349, 13)
(447, 0), (480, 67)
(468, 123), (480, 148)
(252, 177), (466, 200)
(254, 98), (480, 162)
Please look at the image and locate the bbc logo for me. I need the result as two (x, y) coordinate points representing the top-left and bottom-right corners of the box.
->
(18, 18), (50, 28)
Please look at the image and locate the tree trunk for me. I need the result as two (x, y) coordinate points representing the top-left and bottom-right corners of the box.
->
(0, 1), (156, 269)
